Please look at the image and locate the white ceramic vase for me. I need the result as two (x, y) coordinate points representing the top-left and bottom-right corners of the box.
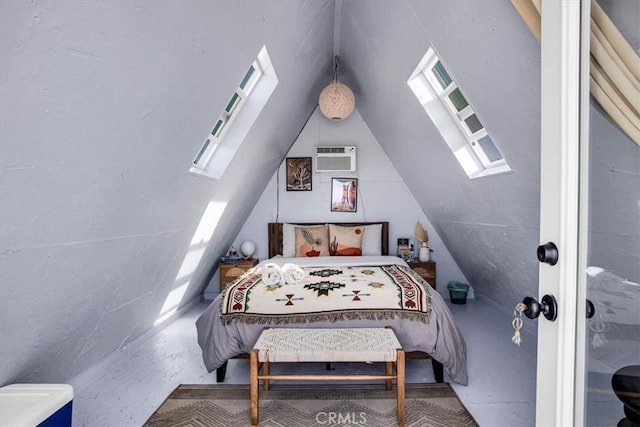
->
(418, 243), (431, 262)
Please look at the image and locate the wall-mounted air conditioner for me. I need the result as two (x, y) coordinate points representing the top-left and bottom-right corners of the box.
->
(314, 146), (356, 173)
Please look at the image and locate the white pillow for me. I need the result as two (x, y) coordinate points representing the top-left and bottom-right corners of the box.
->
(361, 223), (383, 256)
(282, 223), (327, 257)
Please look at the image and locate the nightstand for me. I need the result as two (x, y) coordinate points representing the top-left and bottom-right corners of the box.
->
(407, 260), (436, 289)
(220, 258), (259, 291)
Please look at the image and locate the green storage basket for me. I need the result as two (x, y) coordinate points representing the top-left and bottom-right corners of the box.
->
(447, 281), (470, 304)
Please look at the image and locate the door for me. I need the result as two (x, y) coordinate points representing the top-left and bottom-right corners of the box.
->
(536, 1), (586, 425)
(580, 1), (640, 424)
(538, 1), (640, 425)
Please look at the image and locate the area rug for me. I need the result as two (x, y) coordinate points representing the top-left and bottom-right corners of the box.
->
(144, 383), (478, 426)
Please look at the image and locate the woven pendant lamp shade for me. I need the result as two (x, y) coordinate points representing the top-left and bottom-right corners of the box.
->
(319, 82), (355, 121)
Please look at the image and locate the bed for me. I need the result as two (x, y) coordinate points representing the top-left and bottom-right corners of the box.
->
(196, 222), (468, 385)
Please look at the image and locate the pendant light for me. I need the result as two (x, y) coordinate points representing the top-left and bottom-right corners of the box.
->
(319, 56), (355, 121)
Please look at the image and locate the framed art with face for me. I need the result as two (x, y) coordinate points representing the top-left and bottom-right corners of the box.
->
(331, 178), (357, 212)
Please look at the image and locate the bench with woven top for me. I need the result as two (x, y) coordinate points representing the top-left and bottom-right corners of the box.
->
(250, 327), (405, 426)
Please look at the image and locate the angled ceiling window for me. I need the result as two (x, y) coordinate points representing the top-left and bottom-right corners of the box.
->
(190, 46), (278, 180)
(408, 47), (511, 178)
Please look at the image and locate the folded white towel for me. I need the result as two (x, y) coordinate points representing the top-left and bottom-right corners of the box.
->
(261, 263), (284, 286)
(282, 263), (305, 285)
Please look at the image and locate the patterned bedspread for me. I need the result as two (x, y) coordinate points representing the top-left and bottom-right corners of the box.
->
(220, 265), (432, 324)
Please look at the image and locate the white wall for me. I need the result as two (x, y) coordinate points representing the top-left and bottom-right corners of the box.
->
(338, 0), (543, 311)
(205, 107), (470, 299)
(0, 0), (336, 385)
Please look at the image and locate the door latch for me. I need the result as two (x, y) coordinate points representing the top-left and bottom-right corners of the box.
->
(521, 295), (558, 321)
(586, 299), (595, 319)
(537, 242), (559, 265)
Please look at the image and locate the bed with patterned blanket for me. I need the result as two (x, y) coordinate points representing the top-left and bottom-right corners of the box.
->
(196, 253), (468, 385)
(196, 222), (468, 384)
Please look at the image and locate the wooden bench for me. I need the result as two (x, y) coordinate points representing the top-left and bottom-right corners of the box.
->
(250, 327), (405, 426)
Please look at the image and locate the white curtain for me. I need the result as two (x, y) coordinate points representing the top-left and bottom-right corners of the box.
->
(511, 0), (640, 147)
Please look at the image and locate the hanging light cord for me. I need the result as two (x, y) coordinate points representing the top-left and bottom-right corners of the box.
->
(331, 55), (339, 83)
(275, 107), (316, 223)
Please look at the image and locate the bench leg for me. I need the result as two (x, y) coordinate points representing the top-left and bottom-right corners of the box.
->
(385, 362), (392, 390)
(263, 359), (270, 391)
(432, 359), (444, 383)
(397, 349), (405, 427)
(250, 350), (259, 425)
(216, 361), (228, 383)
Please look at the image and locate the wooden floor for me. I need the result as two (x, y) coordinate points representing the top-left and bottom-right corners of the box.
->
(68, 297), (624, 426)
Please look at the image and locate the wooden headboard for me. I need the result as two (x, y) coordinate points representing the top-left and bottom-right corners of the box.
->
(268, 222), (389, 258)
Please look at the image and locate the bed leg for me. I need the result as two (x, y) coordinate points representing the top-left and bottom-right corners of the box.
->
(432, 359), (444, 383)
(216, 361), (228, 383)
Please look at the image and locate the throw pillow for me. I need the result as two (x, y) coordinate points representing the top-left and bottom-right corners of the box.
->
(328, 224), (364, 256)
(283, 223), (326, 257)
(294, 225), (330, 257)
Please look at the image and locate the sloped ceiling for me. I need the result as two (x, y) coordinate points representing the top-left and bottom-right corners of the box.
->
(0, 0), (637, 386)
(338, 0), (638, 310)
(0, 0), (335, 385)
(339, 0), (542, 308)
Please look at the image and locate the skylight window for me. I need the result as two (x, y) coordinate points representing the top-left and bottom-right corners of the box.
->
(408, 47), (511, 178)
(190, 46), (278, 180)
(192, 62), (262, 167)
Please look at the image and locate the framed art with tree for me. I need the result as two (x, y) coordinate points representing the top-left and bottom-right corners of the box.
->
(286, 157), (312, 191)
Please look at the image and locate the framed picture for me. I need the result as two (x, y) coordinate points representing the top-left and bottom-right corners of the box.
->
(286, 157), (312, 191)
(397, 238), (414, 261)
(331, 178), (358, 212)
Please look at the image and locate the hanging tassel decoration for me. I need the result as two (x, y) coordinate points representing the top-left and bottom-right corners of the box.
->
(512, 303), (526, 346)
(589, 318), (607, 349)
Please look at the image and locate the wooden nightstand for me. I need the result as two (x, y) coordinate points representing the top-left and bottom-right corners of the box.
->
(407, 260), (436, 289)
(220, 258), (259, 291)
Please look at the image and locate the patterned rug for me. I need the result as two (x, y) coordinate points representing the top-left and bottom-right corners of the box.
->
(144, 383), (478, 427)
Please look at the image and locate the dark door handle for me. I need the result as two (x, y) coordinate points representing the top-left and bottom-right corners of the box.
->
(521, 295), (558, 321)
(537, 242), (559, 265)
(586, 299), (595, 319)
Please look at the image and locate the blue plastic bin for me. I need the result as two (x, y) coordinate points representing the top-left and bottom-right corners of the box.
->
(0, 384), (73, 427)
